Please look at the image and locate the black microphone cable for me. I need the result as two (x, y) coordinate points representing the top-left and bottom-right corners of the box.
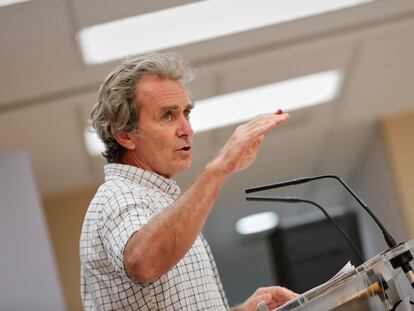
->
(245, 195), (364, 263)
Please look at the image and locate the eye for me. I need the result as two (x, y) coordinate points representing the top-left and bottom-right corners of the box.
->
(162, 111), (173, 121)
(184, 109), (191, 119)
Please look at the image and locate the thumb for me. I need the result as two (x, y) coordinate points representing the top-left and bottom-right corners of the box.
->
(254, 293), (272, 305)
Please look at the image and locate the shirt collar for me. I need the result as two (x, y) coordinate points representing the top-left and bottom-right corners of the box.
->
(104, 163), (181, 197)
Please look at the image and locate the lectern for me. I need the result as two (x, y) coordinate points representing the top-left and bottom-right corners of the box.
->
(275, 239), (414, 310)
(246, 176), (414, 310)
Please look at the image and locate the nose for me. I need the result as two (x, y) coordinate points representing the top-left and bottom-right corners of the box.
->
(176, 116), (193, 138)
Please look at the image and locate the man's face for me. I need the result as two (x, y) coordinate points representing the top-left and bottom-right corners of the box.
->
(126, 75), (193, 178)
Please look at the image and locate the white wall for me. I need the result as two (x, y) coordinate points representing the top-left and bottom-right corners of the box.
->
(0, 153), (65, 311)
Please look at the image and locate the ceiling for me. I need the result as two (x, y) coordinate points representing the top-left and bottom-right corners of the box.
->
(0, 0), (414, 198)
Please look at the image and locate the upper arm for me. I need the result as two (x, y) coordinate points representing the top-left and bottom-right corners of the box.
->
(99, 192), (150, 280)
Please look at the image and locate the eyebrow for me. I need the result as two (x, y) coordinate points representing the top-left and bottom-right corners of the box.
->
(160, 103), (194, 113)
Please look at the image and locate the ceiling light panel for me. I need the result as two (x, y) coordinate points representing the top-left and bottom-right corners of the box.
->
(84, 70), (343, 156)
(0, 0), (30, 8)
(190, 70), (343, 133)
(78, 0), (373, 64)
(235, 211), (279, 235)
(84, 69), (343, 155)
(84, 126), (105, 156)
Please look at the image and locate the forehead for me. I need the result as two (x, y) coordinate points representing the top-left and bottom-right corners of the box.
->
(136, 75), (190, 110)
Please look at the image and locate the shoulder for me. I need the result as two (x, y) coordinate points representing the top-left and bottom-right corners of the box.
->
(87, 179), (153, 220)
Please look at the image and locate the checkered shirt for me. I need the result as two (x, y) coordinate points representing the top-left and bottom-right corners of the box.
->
(80, 163), (229, 310)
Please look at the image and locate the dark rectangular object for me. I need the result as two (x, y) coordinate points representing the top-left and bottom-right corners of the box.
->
(268, 209), (363, 293)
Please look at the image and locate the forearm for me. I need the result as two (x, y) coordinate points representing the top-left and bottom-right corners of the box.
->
(124, 161), (228, 282)
(125, 113), (289, 282)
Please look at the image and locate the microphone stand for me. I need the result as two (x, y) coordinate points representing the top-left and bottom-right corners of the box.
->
(245, 195), (364, 262)
(246, 175), (414, 294)
(245, 174), (397, 249)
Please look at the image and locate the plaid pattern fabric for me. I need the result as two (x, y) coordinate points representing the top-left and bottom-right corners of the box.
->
(80, 163), (229, 310)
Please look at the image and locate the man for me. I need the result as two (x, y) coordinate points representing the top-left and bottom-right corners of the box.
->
(80, 52), (295, 310)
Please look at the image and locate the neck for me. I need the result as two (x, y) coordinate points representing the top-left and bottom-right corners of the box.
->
(120, 152), (172, 179)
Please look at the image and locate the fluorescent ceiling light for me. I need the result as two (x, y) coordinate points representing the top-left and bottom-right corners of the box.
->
(191, 70), (343, 133)
(84, 126), (105, 156)
(235, 211), (279, 235)
(78, 0), (373, 64)
(0, 0), (30, 7)
(84, 69), (343, 155)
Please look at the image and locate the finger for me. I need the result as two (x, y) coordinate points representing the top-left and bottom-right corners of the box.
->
(241, 113), (289, 139)
(252, 113), (289, 134)
(279, 287), (298, 299)
(267, 297), (295, 309)
(256, 135), (264, 145)
(248, 113), (288, 128)
(265, 286), (297, 300)
(285, 288), (299, 298)
(250, 135), (264, 150)
(252, 293), (272, 306)
(253, 286), (298, 308)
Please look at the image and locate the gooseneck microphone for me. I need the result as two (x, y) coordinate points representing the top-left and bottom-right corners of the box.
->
(245, 195), (364, 262)
(245, 174), (397, 249)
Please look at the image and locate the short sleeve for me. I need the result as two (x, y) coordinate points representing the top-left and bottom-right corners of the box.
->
(99, 191), (150, 279)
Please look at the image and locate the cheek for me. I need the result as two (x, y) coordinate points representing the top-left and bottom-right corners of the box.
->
(145, 131), (170, 148)
(140, 127), (176, 158)
(153, 136), (175, 158)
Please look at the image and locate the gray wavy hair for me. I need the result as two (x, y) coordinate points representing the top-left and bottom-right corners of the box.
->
(90, 52), (195, 163)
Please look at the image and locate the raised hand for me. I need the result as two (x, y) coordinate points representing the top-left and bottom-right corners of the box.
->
(210, 112), (289, 176)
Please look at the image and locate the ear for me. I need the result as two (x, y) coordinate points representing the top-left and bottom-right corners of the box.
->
(111, 127), (137, 150)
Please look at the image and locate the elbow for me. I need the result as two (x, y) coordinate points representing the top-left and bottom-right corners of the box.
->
(124, 252), (160, 283)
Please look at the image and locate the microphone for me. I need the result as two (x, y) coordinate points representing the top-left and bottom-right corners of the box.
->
(245, 174), (397, 249)
(245, 195), (364, 262)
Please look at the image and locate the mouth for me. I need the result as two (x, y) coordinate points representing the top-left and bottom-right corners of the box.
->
(178, 146), (192, 153)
